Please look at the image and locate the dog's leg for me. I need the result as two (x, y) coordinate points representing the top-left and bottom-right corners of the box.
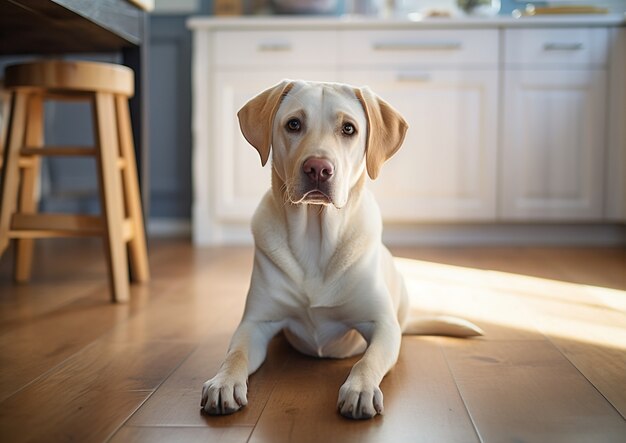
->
(337, 319), (402, 419)
(201, 320), (281, 415)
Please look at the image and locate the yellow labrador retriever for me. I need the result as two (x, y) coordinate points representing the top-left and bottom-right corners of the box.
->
(201, 80), (482, 420)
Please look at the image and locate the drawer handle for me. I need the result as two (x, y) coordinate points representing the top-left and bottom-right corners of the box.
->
(543, 43), (584, 51)
(258, 43), (292, 52)
(396, 73), (431, 83)
(373, 42), (462, 51)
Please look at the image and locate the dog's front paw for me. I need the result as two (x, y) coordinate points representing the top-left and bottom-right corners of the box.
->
(337, 378), (384, 419)
(201, 373), (248, 415)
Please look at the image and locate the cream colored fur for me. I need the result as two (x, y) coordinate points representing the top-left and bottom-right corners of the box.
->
(200, 80), (482, 420)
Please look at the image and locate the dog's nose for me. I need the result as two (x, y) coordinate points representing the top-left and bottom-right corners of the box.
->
(302, 157), (334, 183)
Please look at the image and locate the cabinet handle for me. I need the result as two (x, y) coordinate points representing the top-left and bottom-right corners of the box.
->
(373, 42), (462, 51)
(396, 73), (431, 83)
(543, 43), (584, 51)
(257, 43), (292, 52)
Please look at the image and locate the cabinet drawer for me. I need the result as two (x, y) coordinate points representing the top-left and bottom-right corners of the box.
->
(339, 29), (498, 67)
(213, 30), (338, 67)
(504, 28), (608, 66)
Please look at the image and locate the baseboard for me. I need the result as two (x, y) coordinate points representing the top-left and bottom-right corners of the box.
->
(192, 222), (626, 246)
(381, 223), (626, 246)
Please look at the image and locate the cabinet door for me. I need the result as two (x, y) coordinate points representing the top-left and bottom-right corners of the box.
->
(341, 70), (498, 221)
(212, 71), (337, 221)
(501, 69), (606, 220)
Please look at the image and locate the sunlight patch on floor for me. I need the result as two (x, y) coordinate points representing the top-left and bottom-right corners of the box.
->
(395, 257), (626, 351)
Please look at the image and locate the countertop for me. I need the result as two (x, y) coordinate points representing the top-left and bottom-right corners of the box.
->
(188, 14), (626, 30)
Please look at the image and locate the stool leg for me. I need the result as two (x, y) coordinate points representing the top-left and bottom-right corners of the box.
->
(0, 92), (28, 256)
(0, 88), (11, 154)
(93, 92), (129, 303)
(15, 94), (44, 283)
(115, 95), (149, 283)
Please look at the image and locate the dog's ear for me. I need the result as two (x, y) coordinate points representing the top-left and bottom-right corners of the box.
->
(237, 80), (294, 166)
(354, 87), (408, 180)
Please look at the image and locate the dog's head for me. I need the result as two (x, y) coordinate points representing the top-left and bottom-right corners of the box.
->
(238, 80), (408, 209)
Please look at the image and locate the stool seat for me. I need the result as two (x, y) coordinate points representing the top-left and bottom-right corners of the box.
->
(0, 60), (149, 302)
(5, 60), (134, 96)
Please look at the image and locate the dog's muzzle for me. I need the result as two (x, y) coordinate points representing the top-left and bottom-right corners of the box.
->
(300, 157), (334, 205)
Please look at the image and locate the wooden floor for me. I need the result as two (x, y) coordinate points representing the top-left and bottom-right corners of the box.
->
(0, 238), (625, 443)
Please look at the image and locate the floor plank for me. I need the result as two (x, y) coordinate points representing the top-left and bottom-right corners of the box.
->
(396, 257), (546, 340)
(0, 389), (149, 443)
(249, 337), (480, 443)
(0, 339), (195, 442)
(109, 426), (254, 443)
(392, 246), (626, 291)
(0, 240), (191, 402)
(524, 292), (626, 419)
(442, 339), (626, 443)
(0, 289), (145, 402)
(548, 337), (626, 420)
(126, 334), (292, 427)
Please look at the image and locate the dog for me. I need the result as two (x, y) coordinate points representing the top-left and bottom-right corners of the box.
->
(201, 80), (482, 420)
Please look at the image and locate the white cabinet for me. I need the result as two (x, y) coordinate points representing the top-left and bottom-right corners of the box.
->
(199, 26), (500, 242)
(500, 70), (607, 220)
(501, 28), (609, 221)
(338, 29), (499, 67)
(503, 28), (608, 67)
(213, 30), (339, 68)
(339, 28), (499, 221)
(342, 69), (498, 221)
(210, 73), (280, 221)
(189, 19), (624, 245)
(193, 28), (338, 243)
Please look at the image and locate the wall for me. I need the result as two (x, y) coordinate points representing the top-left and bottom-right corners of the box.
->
(148, 16), (193, 221)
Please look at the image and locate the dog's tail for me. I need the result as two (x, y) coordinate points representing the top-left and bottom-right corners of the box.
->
(402, 316), (483, 338)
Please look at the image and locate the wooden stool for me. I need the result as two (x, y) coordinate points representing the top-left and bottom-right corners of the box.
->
(0, 60), (149, 302)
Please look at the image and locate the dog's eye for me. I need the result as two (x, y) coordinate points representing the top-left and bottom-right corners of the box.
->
(286, 118), (301, 132)
(342, 123), (356, 136)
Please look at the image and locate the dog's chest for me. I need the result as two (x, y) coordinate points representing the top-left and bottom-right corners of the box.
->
(279, 275), (364, 358)
(283, 305), (365, 358)
(267, 209), (369, 357)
